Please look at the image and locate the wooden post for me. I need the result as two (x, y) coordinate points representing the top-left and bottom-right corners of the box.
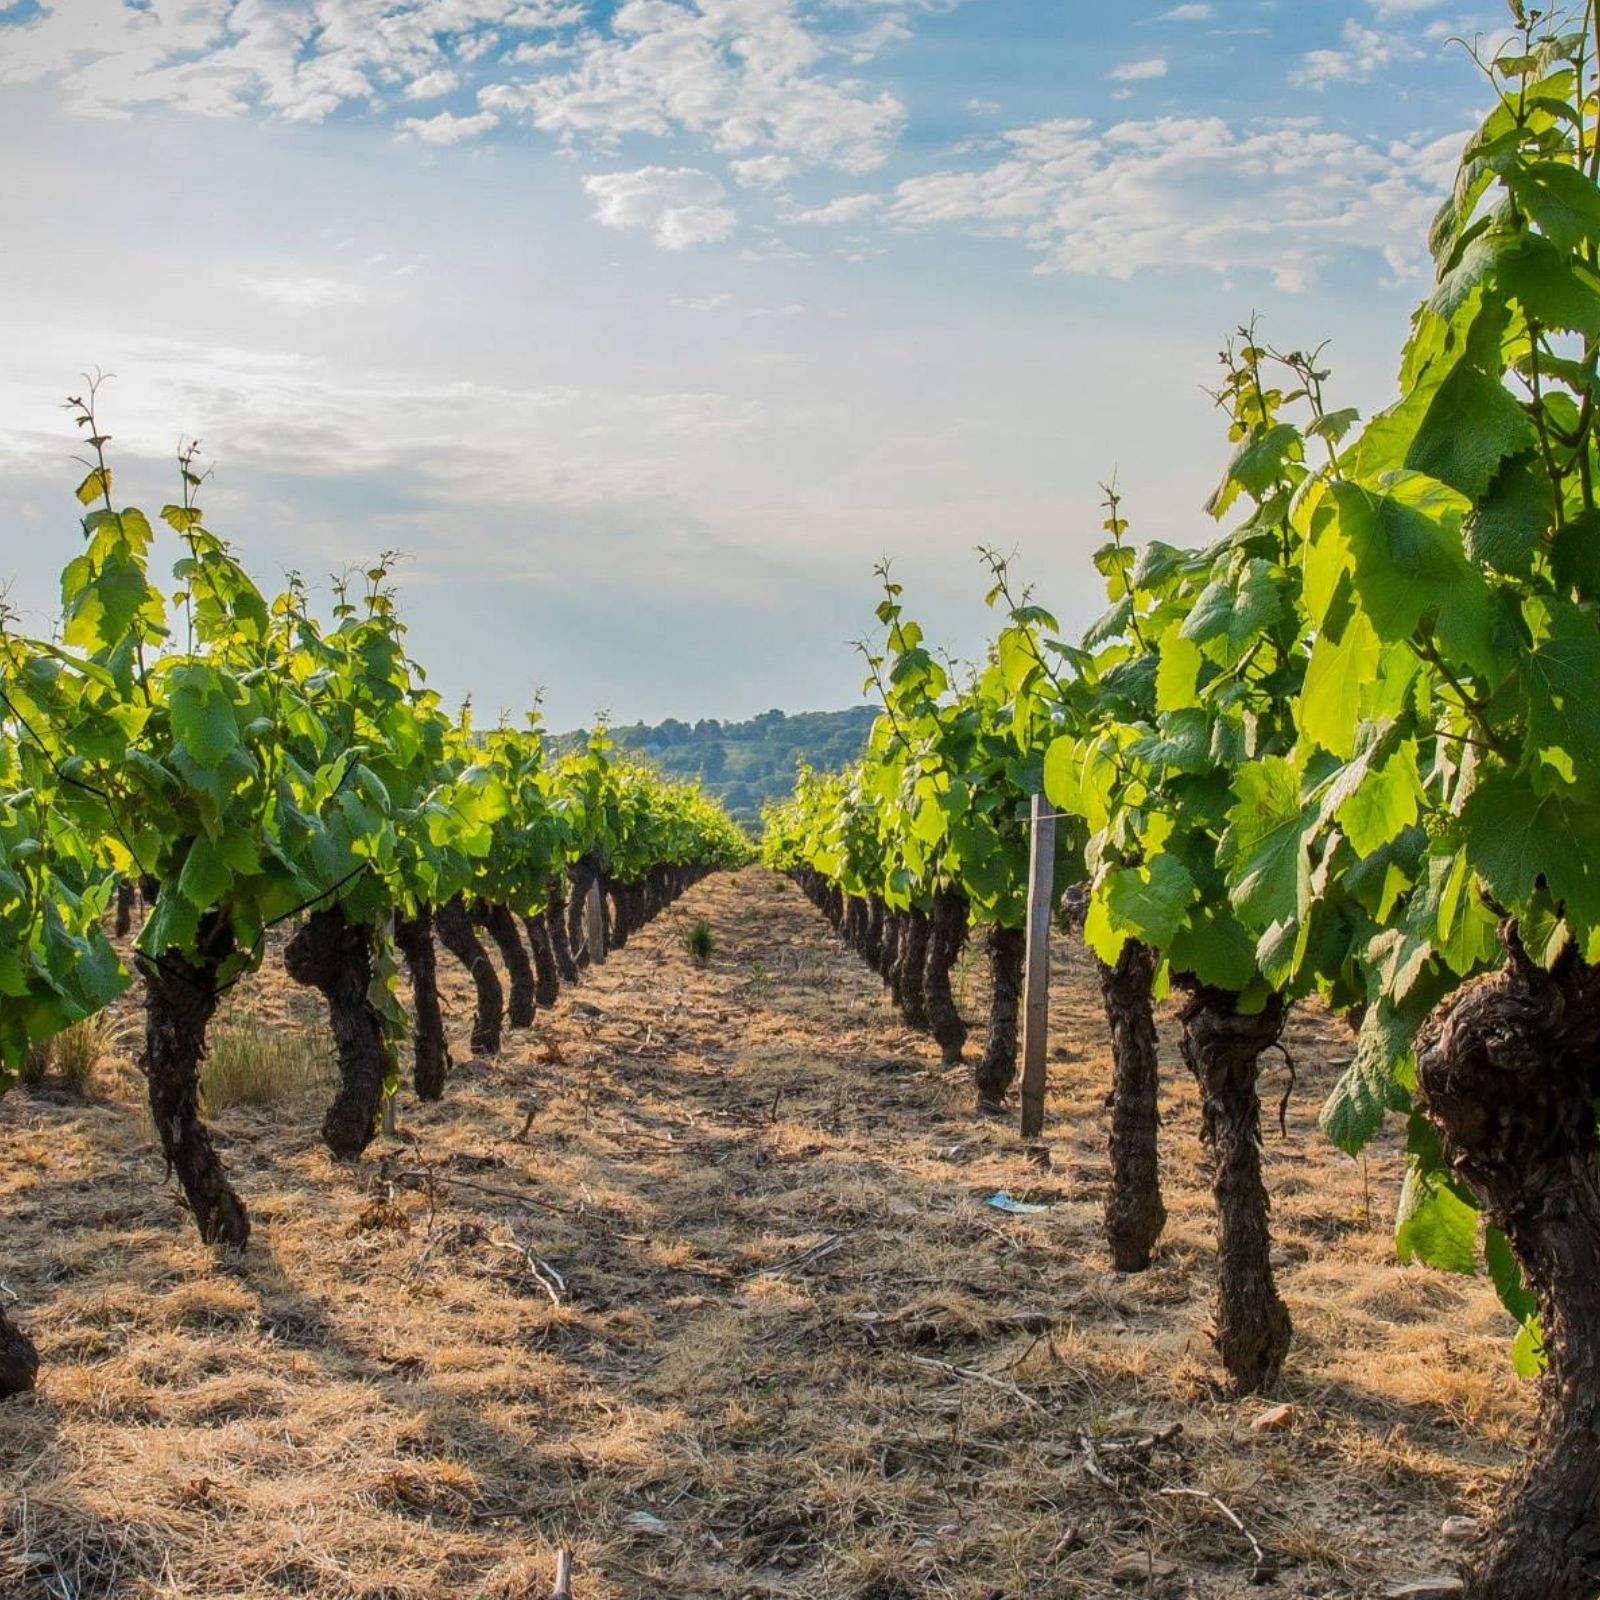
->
(1018, 792), (1055, 1140)
(584, 879), (607, 966)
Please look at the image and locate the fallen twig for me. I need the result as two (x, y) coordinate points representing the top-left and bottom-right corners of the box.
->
(1160, 1486), (1275, 1580)
(752, 1228), (859, 1279)
(1079, 1430), (1116, 1487)
(907, 1354), (1046, 1413)
(550, 1547), (573, 1599)
(392, 1167), (582, 1219)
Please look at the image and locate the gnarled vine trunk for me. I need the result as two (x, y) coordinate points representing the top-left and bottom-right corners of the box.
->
(394, 907), (449, 1101)
(879, 911), (901, 990)
(115, 879), (136, 937)
(477, 902), (535, 1028)
(863, 896), (885, 967)
(0, 1303), (38, 1400)
(924, 889), (969, 1067)
(1178, 984), (1290, 1393)
(1418, 927), (1600, 1600)
(140, 915), (249, 1247)
(524, 911), (561, 1007)
(843, 895), (868, 958)
(896, 909), (932, 1031)
(547, 879), (579, 984)
(435, 894), (503, 1057)
(286, 906), (389, 1160)
(567, 862), (597, 970)
(975, 924), (1023, 1111)
(1099, 939), (1165, 1272)
(605, 879), (630, 950)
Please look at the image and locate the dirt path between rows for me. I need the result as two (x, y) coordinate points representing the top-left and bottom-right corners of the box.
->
(1, 869), (1526, 1599)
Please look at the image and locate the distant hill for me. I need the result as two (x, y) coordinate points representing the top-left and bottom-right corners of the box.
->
(565, 706), (877, 831)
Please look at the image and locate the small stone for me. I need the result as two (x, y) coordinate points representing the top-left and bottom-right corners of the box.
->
(623, 1510), (670, 1537)
(1251, 1402), (1295, 1431)
(1441, 1517), (1481, 1544)
(1384, 1582), (1465, 1599)
(1110, 1552), (1179, 1584)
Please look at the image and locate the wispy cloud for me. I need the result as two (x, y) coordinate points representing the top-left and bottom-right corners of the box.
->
(1291, 20), (1422, 88)
(1110, 57), (1168, 82)
(882, 114), (1468, 292)
(583, 165), (736, 250)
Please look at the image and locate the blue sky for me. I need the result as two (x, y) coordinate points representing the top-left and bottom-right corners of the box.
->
(0, 0), (1509, 726)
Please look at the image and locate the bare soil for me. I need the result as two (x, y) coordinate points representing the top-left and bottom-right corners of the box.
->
(0, 869), (1527, 1599)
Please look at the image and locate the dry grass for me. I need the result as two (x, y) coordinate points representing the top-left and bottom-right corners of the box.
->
(201, 1019), (338, 1112)
(0, 871), (1524, 1599)
(15, 1012), (122, 1096)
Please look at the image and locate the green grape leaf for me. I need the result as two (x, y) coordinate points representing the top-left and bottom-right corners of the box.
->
(1320, 996), (1417, 1156)
(1396, 1165), (1480, 1276)
(1508, 160), (1600, 254)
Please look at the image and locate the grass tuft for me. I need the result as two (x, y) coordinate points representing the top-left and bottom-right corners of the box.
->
(201, 1022), (334, 1111)
(20, 1013), (117, 1094)
(681, 916), (716, 966)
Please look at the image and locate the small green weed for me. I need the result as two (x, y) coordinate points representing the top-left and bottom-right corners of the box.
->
(682, 917), (716, 966)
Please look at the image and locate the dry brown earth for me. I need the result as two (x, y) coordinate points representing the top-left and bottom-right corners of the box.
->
(0, 869), (1526, 1599)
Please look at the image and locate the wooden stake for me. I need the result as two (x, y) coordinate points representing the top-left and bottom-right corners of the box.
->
(584, 880), (607, 966)
(1019, 791), (1055, 1139)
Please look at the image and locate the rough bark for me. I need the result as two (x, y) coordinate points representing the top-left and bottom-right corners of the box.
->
(879, 910), (901, 990)
(435, 894), (504, 1056)
(286, 906), (389, 1160)
(863, 896), (885, 968)
(900, 910), (934, 1030)
(568, 863), (596, 970)
(975, 924), (1024, 1111)
(1178, 984), (1291, 1394)
(0, 1303), (38, 1400)
(924, 889), (970, 1067)
(605, 879), (630, 950)
(1417, 927), (1600, 1600)
(843, 895), (868, 959)
(524, 911), (561, 1008)
(140, 921), (249, 1247)
(478, 902), (536, 1028)
(115, 879), (136, 938)
(1098, 939), (1165, 1273)
(394, 908), (449, 1101)
(547, 879), (580, 984)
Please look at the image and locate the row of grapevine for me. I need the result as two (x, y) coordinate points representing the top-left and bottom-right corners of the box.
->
(763, 9), (1600, 1596)
(0, 393), (749, 1401)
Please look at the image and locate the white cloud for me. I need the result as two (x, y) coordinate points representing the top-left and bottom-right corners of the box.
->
(1158, 4), (1212, 18)
(242, 275), (376, 310)
(730, 154), (797, 188)
(0, 0), (904, 177)
(966, 96), (1000, 115)
(401, 108), (501, 143)
(1292, 20), (1422, 88)
(789, 192), (880, 225)
(481, 0), (906, 174)
(1110, 57), (1168, 81)
(405, 68), (460, 101)
(583, 165), (735, 249)
(0, 1), (569, 121)
(845, 11), (912, 63)
(882, 114), (1469, 292)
